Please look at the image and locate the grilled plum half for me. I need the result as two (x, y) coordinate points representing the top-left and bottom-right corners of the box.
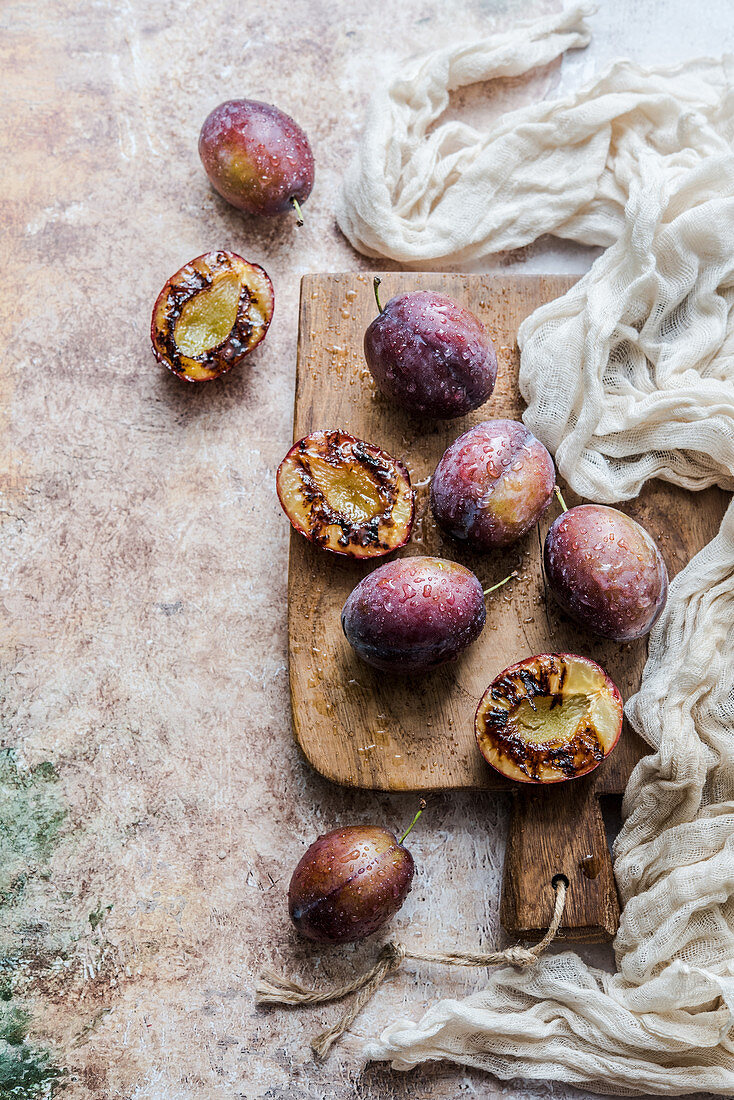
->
(198, 99), (314, 219)
(364, 289), (497, 419)
(276, 429), (413, 558)
(476, 653), (622, 784)
(544, 505), (668, 641)
(288, 825), (414, 944)
(431, 419), (555, 549)
(151, 251), (273, 381)
(342, 556), (485, 673)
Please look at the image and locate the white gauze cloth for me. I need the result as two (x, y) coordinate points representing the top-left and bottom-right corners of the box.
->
(337, 3), (734, 503)
(337, 5), (734, 1094)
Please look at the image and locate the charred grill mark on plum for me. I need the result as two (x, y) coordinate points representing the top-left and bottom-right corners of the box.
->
(151, 251), (273, 382)
(277, 430), (414, 559)
(489, 712), (605, 782)
(293, 433), (402, 551)
(162, 278), (256, 376)
(475, 653), (623, 784)
(157, 266), (210, 372)
(489, 657), (559, 710)
(351, 440), (400, 488)
(484, 707), (509, 727)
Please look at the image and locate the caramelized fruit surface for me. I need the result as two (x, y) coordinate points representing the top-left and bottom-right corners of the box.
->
(151, 251), (274, 381)
(276, 429), (413, 558)
(476, 653), (622, 784)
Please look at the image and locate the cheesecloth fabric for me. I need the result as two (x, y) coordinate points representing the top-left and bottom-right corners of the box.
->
(336, 4), (734, 1093)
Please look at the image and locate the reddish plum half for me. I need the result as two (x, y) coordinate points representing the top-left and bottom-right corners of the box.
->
(276, 429), (414, 559)
(364, 286), (497, 418)
(431, 419), (555, 549)
(151, 251), (273, 381)
(476, 653), (623, 784)
(288, 825), (414, 944)
(341, 556), (486, 673)
(199, 100), (314, 220)
(544, 505), (668, 641)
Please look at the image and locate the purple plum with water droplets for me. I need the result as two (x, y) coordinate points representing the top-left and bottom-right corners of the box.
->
(544, 504), (668, 641)
(288, 825), (414, 944)
(198, 99), (314, 219)
(431, 419), (555, 549)
(364, 289), (497, 418)
(341, 556), (486, 673)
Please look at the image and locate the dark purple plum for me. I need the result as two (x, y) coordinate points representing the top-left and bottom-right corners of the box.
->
(198, 99), (314, 221)
(363, 284), (497, 419)
(431, 419), (555, 549)
(288, 825), (414, 944)
(341, 556), (486, 673)
(544, 505), (668, 641)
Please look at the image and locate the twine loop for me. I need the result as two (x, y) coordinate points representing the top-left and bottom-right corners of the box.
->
(256, 875), (566, 1059)
(381, 940), (407, 969)
(495, 945), (537, 967)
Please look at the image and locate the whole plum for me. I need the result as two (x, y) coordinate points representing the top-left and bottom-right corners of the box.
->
(544, 504), (668, 641)
(288, 825), (414, 944)
(431, 419), (555, 548)
(341, 556), (486, 673)
(363, 283), (497, 419)
(198, 99), (314, 221)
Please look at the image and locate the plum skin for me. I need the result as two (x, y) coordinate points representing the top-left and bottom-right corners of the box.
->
(364, 291), (497, 419)
(341, 556), (486, 673)
(431, 419), (555, 548)
(544, 505), (668, 641)
(288, 826), (414, 944)
(198, 99), (314, 216)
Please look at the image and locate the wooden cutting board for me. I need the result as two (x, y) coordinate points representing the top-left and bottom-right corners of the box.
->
(287, 272), (728, 942)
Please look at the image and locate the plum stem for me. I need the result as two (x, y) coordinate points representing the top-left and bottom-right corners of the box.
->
(399, 799), (426, 845)
(290, 197), (305, 227)
(373, 276), (384, 314)
(554, 485), (569, 513)
(483, 570), (518, 597)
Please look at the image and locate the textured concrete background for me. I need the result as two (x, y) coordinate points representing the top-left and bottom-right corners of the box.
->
(1, 0), (732, 1097)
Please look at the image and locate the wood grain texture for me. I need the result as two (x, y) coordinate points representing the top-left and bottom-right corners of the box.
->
(289, 271), (729, 941)
(502, 779), (620, 941)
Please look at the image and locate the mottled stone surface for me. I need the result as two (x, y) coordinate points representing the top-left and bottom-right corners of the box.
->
(0, 0), (730, 1097)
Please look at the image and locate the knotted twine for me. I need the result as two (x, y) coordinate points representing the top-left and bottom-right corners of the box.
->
(330, 3), (734, 1094)
(257, 876), (567, 1059)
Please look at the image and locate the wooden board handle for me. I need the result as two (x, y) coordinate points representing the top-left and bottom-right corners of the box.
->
(500, 777), (620, 943)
